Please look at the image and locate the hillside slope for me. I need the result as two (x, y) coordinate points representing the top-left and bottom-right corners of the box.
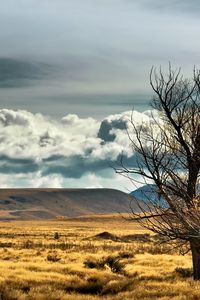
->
(130, 184), (166, 207)
(0, 188), (143, 220)
(130, 184), (159, 202)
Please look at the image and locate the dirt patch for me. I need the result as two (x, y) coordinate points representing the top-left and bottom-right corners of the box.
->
(92, 231), (121, 242)
(90, 232), (151, 243)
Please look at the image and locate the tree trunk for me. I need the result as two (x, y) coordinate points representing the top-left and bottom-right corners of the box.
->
(190, 240), (200, 280)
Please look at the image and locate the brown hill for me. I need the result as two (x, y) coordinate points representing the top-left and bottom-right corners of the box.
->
(0, 188), (144, 220)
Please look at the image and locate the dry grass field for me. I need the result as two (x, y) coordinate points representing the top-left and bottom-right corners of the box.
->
(0, 215), (198, 300)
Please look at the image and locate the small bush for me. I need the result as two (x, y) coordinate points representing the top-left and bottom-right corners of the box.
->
(175, 267), (193, 278)
(104, 256), (125, 273)
(54, 232), (60, 240)
(75, 280), (103, 295)
(84, 255), (125, 273)
(118, 251), (135, 259)
(0, 242), (13, 248)
(65, 277), (104, 295)
(47, 254), (60, 262)
(23, 240), (34, 249)
(84, 258), (105, 270)
(21, 286), (30, 293)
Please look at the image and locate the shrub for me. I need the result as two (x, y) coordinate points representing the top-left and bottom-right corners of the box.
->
(65, 277), (104, 295)
(75, 279), (103, 295)
(104, 256), (125, 273)
(0, 242), (13, 248)
(23, 240), (34, 249)
(84, 255), (125, 274)
(54, 232), (60, 240)
(84, 258), (105, 270)
(118, 251), (135, 259)
(175, 267), (193, 278)
(47, 254), (60, 262)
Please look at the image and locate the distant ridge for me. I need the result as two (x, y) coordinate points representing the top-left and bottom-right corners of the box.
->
(0, 188), (144, 220)
(130, 184), (159, 202)
(130, 184), (166, 207)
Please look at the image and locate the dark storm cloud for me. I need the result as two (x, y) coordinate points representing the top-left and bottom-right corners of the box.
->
(0, 153), (139, 179)
(0, 0), (200, 117)
(0, 57), (89, 88)
(0, 58), (57, 88)
(98, 119), (127, 142)
(0, 153), (107, 178)
(0, 156), (39, 174)
(41, 154), (139, 178)
(42, 155), (109, 178)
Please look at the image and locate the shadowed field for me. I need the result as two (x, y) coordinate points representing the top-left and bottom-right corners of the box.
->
(0, 215), (198, 300)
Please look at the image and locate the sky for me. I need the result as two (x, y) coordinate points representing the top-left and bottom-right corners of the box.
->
(0, 0), (200, 191)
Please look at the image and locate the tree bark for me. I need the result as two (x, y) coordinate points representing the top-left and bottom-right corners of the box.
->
(190, 240), (200, 280)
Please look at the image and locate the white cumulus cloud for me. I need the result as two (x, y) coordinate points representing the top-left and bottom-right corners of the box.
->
(0, 108), (159, 190)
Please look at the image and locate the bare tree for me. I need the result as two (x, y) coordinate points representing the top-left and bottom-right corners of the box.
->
(115, 65), (200, 280)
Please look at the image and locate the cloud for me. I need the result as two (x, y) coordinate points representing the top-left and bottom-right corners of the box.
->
(0, 170), (138, 192)
(0, 58), (59, 88)
(28, 172), (63, 188)
(0, 109), (100, 160)
(0, 172), (63, 188)
(0, 108), (159, 190)
(0, 0), (200, 119)
(98, 118), (127, 142)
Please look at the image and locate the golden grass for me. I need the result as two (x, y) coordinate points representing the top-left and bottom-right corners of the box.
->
(0, 216), (198, 299)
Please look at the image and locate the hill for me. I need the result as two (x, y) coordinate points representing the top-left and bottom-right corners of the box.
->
(130, 184), (166, 206)
(130, 184), (158, 202)
(0, 188), (144, 220)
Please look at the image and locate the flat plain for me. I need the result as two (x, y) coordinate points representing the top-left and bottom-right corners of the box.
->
(0, 215), (198, 300)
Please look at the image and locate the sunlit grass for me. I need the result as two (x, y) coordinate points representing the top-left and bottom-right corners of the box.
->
(0, 217), (198, 299)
